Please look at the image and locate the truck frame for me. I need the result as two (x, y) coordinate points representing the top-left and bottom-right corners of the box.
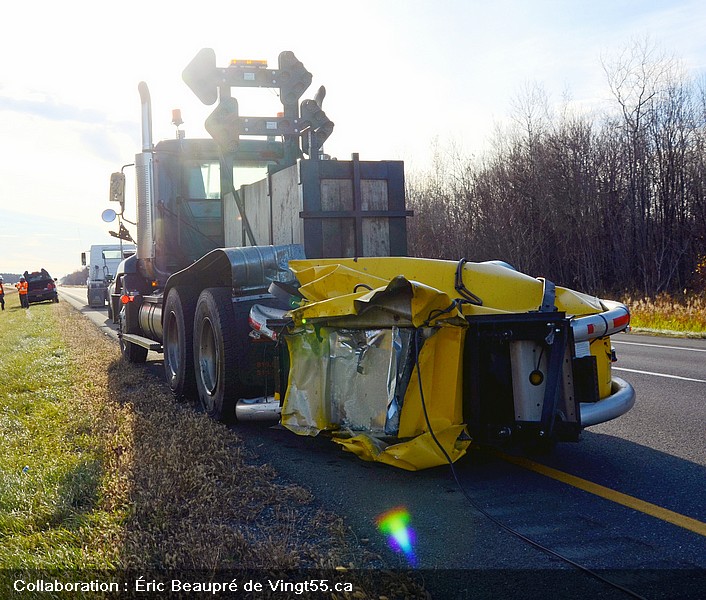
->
(106, 49), (634, 468)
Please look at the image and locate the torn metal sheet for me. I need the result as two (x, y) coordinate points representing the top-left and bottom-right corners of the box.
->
(281, 272), (471, 469)
(281, 324), (470, 470)
(331, 426), (470, 472)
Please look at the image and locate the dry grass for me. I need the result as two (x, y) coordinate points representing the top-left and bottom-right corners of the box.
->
(2, 300), (429, 597)
(623, 293), (706, 336)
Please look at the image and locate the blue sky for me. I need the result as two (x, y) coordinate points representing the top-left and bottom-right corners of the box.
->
(2, 0), (706, 277)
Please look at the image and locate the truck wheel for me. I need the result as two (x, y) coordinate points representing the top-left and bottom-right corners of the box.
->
(163, 288), (196, 399)
(118, 305), (148, 363)
(193, 288), (239, 422)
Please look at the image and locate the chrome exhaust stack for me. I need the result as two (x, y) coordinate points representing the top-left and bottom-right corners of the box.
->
(139, 81), (153, 152)
(135, 82), (156, 274)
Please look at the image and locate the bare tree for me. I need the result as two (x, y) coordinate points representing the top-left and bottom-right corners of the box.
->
(406, 38), (706, 297)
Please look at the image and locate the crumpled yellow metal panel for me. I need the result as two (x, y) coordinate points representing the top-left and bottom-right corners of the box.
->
(331, 425), (470, 471)
(289, 257), (603, 318)
(281, 256), (606, 470)
(397, 327), (465, 438)
(294, 263), (389, 302)
(591, 337), (614, 399)
(280, 327), (332, 435)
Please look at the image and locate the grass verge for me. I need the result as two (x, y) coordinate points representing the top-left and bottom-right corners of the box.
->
(0, 300), (123, 569)
(0, 298), (429, 598)
(623, 293), (706, 336)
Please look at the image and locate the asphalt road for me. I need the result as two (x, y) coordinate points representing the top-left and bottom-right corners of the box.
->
(602, 334), (706, 466)
(58, 286), (706, 599)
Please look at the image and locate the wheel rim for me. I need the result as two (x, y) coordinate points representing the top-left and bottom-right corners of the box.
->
(198, 316), (219, 398)
(164, 310), (180, 384)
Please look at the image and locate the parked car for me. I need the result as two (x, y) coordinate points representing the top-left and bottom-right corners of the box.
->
(23, 269), (59, 304)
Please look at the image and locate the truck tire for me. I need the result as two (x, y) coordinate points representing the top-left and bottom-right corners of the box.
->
(193, 288), (239, 422)
(163, 288), (196, 399)
(118, 305), (148, 363)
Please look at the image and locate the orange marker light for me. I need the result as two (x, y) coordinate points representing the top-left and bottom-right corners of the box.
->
(230, 58), (268, 67)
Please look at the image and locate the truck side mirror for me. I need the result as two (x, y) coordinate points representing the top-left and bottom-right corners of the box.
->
(109, 172), (126, 214)
(81, 252), (86, 267)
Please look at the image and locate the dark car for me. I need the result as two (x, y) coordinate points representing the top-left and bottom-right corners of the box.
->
(24, 269), (59, 304)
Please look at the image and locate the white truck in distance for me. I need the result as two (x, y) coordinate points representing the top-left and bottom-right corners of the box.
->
(82, 244), (136, 308)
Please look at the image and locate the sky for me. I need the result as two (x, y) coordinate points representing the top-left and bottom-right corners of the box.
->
(2, 0), (706, 278)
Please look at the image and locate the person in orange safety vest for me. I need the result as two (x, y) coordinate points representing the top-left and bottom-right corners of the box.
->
(16, 276), (29, 308)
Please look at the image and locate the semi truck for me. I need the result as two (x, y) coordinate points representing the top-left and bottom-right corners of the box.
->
(82, 244), (136, 308)
(104, 49), (635, 469)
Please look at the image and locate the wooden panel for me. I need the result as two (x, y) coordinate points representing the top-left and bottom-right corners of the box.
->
(320, 179), (353, 211)
(242, 178), (270, 246)
(226, 158), (408, 258)
(323, 218), (356, 257)
(361, 179), (390, 256)
(271, 163), (303, 246)
(223, 179), (270, 248)
(223, 191), (241, 248)
(362, 219), (390, 256)
(320, 178), (355, 256)
(361, 179), (389, 210)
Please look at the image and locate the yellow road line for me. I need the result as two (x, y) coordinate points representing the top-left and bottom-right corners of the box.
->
(496, 452), (706, 538)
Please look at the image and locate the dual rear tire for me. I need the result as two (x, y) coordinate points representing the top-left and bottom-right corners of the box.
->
(163, 287), (241, 422)
(193, 288), (240, 422)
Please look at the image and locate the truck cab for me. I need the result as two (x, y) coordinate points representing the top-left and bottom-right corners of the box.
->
(107, 50), (408, 422)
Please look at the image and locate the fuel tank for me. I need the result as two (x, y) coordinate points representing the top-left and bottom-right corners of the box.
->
(138, 295), (163, 342)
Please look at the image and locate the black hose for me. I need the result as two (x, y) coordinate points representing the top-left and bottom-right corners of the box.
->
(412, 327), (647, 600)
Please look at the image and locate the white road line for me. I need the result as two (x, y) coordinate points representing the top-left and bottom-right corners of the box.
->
(613, 340), (706, 352)
(613, 366), (706, 383)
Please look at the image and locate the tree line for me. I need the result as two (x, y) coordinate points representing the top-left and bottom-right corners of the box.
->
(405, 40), (706, 297)
(62, 268), (89, 285)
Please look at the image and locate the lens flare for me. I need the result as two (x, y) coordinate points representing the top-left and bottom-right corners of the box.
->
(376, 507), (416, 565)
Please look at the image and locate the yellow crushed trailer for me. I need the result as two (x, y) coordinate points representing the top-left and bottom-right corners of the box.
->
(264, 257), (634, 470)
